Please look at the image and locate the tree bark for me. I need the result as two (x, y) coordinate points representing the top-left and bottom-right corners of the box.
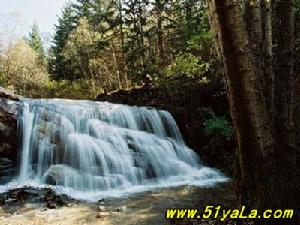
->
(273, 1), (300, 206)
(245, 0), (265, 97)
(273, 0), (295, 148)
(261, 0), (273, 108)
(207, 0), (299, 215)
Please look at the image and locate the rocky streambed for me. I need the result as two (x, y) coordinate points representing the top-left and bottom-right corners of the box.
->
(0, 183), (250, 225)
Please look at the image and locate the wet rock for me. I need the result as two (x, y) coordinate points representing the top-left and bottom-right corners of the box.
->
(47, 201), (56, 209)
(0, 158), (16, 181)
(0, 186), (74, 208)
(43, 188), (72, 207)
(0, 175), (13, 184)
(0, 194), (5, 206)
(56, 194), (70, 206)
(0, 87), (20, 184)
(127, 140), (140, 153)
(133, 156), (155, 179)
(7, 187), (47, 204)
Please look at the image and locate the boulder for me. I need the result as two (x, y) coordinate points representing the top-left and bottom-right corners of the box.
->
(0, 186), (74, 207)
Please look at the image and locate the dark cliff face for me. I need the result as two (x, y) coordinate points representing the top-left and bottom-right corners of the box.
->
(96, 83), (235, 176)
(0, 88), (21, 183)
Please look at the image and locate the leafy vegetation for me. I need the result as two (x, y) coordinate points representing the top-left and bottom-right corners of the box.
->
(0, 0), (220, 99)
(203, 112), (233, 140)
(0, 39), (48, 97)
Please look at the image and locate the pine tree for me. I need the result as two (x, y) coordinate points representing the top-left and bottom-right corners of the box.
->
(123, 0), (153, 82)
(73, 0), (93, 20)
(90, 0), (118, 33)
(26, 22), (45, 65)
(49, 2), (79, 80)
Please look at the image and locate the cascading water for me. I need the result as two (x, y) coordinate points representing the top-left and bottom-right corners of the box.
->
(8, 99), (227, 200)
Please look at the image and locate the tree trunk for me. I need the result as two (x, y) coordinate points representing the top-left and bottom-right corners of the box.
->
(156, 0), (165, 67)
(273, 0), (295, 147)
(118, 0), (129, 89)
(261, 0), (273, 108)
(112, 49), (122, 90)
(245, 0), (265, 97)
(207, 0), (299, 217)
(273, 1), (300, 208)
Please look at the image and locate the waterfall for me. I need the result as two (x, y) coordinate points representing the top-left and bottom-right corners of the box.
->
(14, 99), (226, 200)
(19, 102), (34, 181)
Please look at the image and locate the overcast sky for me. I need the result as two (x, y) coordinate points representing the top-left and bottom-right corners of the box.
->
(0, 0), (72, 40)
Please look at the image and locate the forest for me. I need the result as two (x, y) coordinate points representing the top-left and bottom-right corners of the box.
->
(0, 0), (220, 98)
(0, 0), (299, 224)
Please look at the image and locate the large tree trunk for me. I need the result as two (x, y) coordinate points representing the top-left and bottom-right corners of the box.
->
(261, 0), (273, 108)
(244, 0), (273, 108)
(273, 0), (295, 150)
(272, 0), (300, 211)
(207, 0), (299, 218)
(245, 0), (265, 98)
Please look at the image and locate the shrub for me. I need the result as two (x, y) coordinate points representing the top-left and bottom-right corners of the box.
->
(203, 108), (233, 140)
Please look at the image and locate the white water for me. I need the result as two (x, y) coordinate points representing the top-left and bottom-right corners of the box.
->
(2, 99), (227, 201)
(19, 102), (34, 181)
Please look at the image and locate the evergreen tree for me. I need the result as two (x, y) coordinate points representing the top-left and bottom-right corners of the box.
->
(90, 0), (118, 33)
(49, 2), (79, 80)
(123, 0), (154, 82)
(73, 0), (93, 20)
(25, 22), (45, 65)
(48, 0), (214, 87)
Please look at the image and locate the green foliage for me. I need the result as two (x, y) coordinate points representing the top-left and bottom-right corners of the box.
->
(90, 0), (118, 32)
(73, 0), (93, 20)
(47, 0), (218, 88)
(0, 0), (221, 100)
(42, 0), (221, 98)
(0, 39), (49, 97)
(49, 2), (79, 80)
(44, 79), (98, 99)
(25, 22), (45, 65)
(203, 108), (233, 140)
(63, 17), (99, 79)
(165, 53), (209, 78)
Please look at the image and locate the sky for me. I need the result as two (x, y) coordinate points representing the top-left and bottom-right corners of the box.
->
(0, 0), (72, 44)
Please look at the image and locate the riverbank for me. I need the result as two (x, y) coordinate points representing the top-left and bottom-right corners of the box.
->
(0, 183), (249, 225)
